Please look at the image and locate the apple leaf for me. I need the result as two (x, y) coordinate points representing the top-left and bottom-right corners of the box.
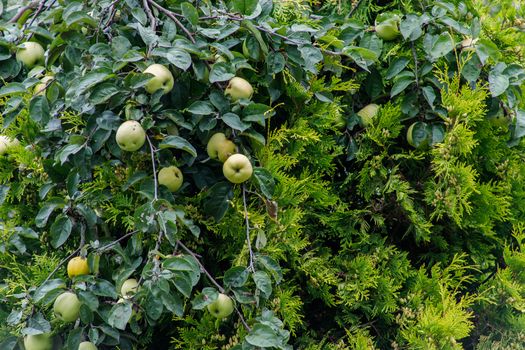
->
(191, 287), (219, 310)
(253, 167), (275, 199)
(50, 214), (73, 248)
(245, 323), (284, 347)
(224, 266), (249, 288)
(22, 313), (51, 335)
(253, 270), (272, 298)
(159, 136), (197, 157)
(109, 302), (132, 330)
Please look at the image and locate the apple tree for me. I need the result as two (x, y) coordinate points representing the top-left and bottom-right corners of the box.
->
(2, 0), (525, 349)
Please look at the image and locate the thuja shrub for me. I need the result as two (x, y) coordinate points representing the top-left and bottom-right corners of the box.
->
(1, 0), (525, 349)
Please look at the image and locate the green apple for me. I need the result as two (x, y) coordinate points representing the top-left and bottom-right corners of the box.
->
(0, 135), (20, 155)
(207, 133), (236, 162)
(16, 42), (45, 68)
(24, 333), (53, 350)
(225, 77), (254, 101)
(144, 64), (174, 94)
(357, 104), (379, 127)
(375, 14), (400, 41)
(121, 278), (139, 299)
(223, 154), (253, 184)
(53, 291), (81, 323)
(79, 341), (98, 350)
(34, 75), (54, 96)
(158, 166), (183, 192)
(207, 293), (234, 319)
(115, 120), (146, 152)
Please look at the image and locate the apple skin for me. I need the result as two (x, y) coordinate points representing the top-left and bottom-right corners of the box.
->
(207, 133), (236, 162)
(67, 256), (89, 278)
(115, 121), (146, 152)
(121, 278), (139, 299)
(223, 154), (253, 184)
(144, 64), (174, 94)
(24, 333), (53, 350)
(53, 291), (81, 323)
(34, 75), (54, 95)
(0, 136), (19, 155)
(16, 42), (45, 68)
(225, 77), (254, 101)
(158, 166), (183, 192)
(357, 104), (379, 127)
(375, 20), (400, 41)
(79, 341), (98, 350)
(207, 293), (234, 319)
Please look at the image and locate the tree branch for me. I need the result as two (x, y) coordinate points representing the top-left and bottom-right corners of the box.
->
(40, 248), (80, 286)
(97, 230), (139, 252)
(8, 1), (39, 24)
(146, 135), (159, 202)
(147, 0), (196, 44)
(242, 184), (255, 273)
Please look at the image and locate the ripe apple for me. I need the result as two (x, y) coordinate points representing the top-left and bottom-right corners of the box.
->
(207, 293), (234, 319)
(144, 64), (174, 94)
(121, 278), (139, 299)
(34, 75), (54, 96)
(53, 291), (81, 323)
(16, 42), (45, 68)
(24, 333), (52, 350)
(375, 14), (400, 41)
(115, 120), (146, 152)
(223, 154), (253, 184)
(67, 256), (89, 278)
(79, 341), (98, 350)
(0, 135), (19, 155)
(207, 133), (236, 162)
(158, 166), (183, 192)
(225, 77), (254, 102)
(357, 104), (379, 127)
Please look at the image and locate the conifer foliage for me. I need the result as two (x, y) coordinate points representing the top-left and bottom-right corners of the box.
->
(1, 0), (525, 349)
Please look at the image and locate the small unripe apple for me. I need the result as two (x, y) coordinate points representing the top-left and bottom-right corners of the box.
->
(357, 104), (379, 127)
(24, 333), (53, 350)
(223, 154), (253, 184)
(53, 291), (81, 323)
(0, 135), (19, 155)
(144, 64), (174, 94)
(207, 293), (234, 319)
(16, 42), (45, 68)
(115, 121), (146, 152)
(34, 75), (54, 95)
(158, 166), (183, 192)
(121, 278), (139, 299)
(79, 341), (98, 350)
(225, 77), (254, 102)
(67, 256), (89, 278)
(406, 121), (430, 149)
(375, 14), (400, 41)
(207, 133), (236, 162)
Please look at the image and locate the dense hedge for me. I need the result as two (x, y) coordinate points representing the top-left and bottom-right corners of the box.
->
(1, 0), (525, 349)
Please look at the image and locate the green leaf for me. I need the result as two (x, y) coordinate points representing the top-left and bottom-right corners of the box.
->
(35, 198), (66, 228)
(161, 290), (184, 316)
(0, 185), (9, 205)
(253, 168), (275, 199)
(33, 279), (66, 304)
(203, 182), (233, 221)
(390, 76), (414, 97)
(167, 49), (192, 71)
(209, 62), (235, 83)
(245, 323), (283, 347)
(50, 214), (73, 248)
(386, 57), (410, 80)
(29, 96), (50, 123)
(66, 327), (83, 350)
(108, 302), (132, 330)
(181, 3), (199, 26)
(92, 279), (118, 299)
(186, 101), (215, 115)
(89, 82), (120, 105)
(159, 136), (197, 157)
(222, 112), (251, 131)
(22, 313), (51, 336)
(253, 270), (272, 298)
(0, 83), (26, 97)
(191, 287), (219, 310)
(489, 68), (509, 97)
(230, 0), (258, 15)
(224, 266), (249, 287)
(429, 33), (454, 61)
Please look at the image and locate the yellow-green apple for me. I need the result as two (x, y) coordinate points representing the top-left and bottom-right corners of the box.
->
(16, 42), (45, 68)
(223, 154), (253, 183)
(375, 14), (400, 41)
(0, 136), (19, 155)
(206, 133), (236, 162)
(115, 121), (146, 152)
(207, 293), (234, 319)
(225, 77), (253, 101)
(23, 333), (53, 350)
(79, 341), (98, 350)
(158, 166), (183, 192)
(53, 291), (81, 323)
(121, 278), (139, 299)
(34, 75), (54, 95)
(144, 64), (174, 94)
(357, 104), (379, 127)
(67, 256), (89, 278)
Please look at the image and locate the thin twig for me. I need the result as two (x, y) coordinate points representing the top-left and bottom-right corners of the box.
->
(242, 184), (255, 273)
(143, 0), (157, 32)
(8, 1), (39, 24)
(97, 230), (139, 252)
(24, 0), (48, 35)
(347, 0), (365, 18)
(146, 135), (158, 201)
(40, 248), (80, 286)
(176, 240), (251, 331)
(411, 42), (419, 88)
(147, 0), (196, 44)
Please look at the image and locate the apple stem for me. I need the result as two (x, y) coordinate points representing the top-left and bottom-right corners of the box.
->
(242, 184), (256, 273)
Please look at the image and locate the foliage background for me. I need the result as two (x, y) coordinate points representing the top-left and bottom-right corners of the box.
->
(1, 0), (525, 349)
